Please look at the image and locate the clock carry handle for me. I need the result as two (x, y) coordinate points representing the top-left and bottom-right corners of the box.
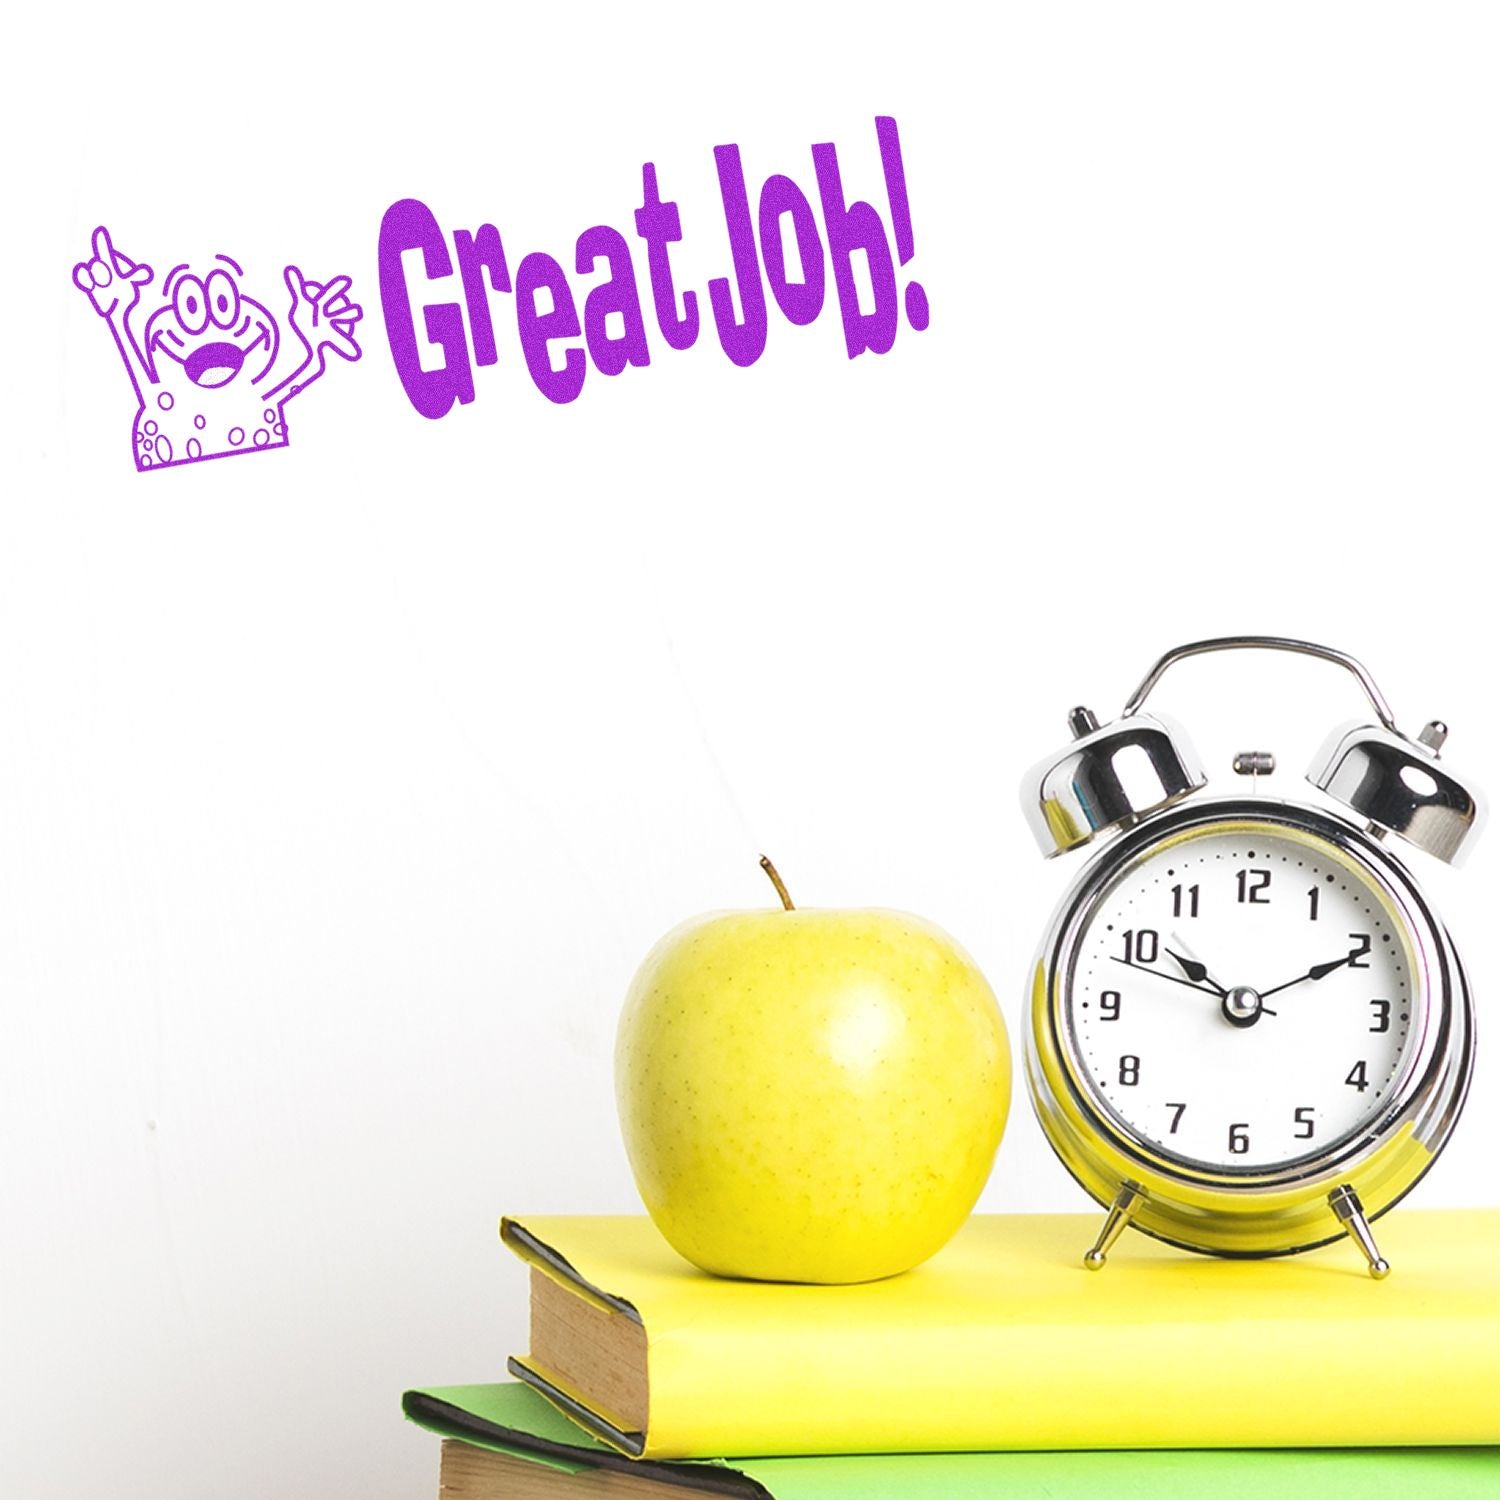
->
(1019, 634), (1403, 861)
(1121, 636), (1398, 731)
(1120, 635), (1484, 866)
(1021, 634), (1485, 864)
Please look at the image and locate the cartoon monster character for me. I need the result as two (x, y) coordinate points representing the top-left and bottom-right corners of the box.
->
(73, 225), (362, 471)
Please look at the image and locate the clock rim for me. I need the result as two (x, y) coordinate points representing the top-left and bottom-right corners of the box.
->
(1025, 796), (1474, 1257)
(1056, 807), (1430, 1177)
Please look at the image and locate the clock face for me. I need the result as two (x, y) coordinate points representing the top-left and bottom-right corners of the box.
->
(1063, 818), (1424, 1173)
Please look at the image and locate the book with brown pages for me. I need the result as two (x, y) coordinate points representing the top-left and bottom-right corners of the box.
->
(500, 1209), (1500, 1459)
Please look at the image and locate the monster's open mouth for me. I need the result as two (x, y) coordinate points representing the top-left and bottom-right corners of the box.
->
(185, 341), (244, 387)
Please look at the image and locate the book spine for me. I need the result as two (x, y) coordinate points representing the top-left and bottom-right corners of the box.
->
(642, 1311), (1500, 1457)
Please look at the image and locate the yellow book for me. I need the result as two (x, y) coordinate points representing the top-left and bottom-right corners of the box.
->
(501, 1209), (1500, 1459)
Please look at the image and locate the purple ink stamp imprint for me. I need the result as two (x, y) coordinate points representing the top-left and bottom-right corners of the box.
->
(73, 226), (363, 471)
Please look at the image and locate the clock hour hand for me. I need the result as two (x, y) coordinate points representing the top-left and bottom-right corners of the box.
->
(1166, 946), (1228, 998)
(1259, 949), (1361, 1002)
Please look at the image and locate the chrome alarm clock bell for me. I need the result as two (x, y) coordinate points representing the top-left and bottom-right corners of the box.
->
(1021, 637), (1485, 1277)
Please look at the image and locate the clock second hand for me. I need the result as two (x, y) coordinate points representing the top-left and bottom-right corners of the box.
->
(1110, 948), (1281, 1019)
(1109, 955), (1224, 999)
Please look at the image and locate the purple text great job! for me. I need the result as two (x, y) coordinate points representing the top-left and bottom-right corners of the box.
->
(378, 117), (927, 416)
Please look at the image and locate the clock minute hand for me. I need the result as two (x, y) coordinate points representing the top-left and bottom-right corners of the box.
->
(1259, 950), (1360, 1003)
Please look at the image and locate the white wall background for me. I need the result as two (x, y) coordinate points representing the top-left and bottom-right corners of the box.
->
(5, 4), (1499, 1495)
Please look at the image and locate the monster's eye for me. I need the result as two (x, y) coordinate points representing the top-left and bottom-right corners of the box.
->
(206, 269), (241, 331)
(174, 274), (209, 335)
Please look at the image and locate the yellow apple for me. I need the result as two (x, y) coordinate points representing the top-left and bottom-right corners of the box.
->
(615, 874), (1010, 1283)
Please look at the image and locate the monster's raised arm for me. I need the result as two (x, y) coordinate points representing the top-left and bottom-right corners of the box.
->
(72, 226), (158, 403)
(259, 264), (363, 403)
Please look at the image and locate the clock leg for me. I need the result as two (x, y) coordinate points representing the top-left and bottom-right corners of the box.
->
(1084, 1181), (1145, 1270)
(1329, 1184), (1391, 1279)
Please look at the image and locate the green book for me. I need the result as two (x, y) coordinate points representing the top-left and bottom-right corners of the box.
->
(403, 1382), (1500, 1499)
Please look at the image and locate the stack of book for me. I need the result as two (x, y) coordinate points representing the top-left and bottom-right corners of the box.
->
(405, 1209), (1500, 1497)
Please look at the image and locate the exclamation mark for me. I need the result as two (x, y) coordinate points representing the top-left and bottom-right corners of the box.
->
(876, 115), (928, 331)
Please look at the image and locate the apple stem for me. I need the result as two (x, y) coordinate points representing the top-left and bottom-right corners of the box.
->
(759, 855), (795, 910)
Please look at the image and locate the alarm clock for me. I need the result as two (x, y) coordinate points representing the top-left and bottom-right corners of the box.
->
(1021, 637), (1485, 1277)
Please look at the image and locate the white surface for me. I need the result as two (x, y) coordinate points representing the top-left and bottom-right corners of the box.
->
(5, 5), (1500, 1496)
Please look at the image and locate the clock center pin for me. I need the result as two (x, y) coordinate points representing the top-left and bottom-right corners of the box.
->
(1222, 985), (1264, 1028)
